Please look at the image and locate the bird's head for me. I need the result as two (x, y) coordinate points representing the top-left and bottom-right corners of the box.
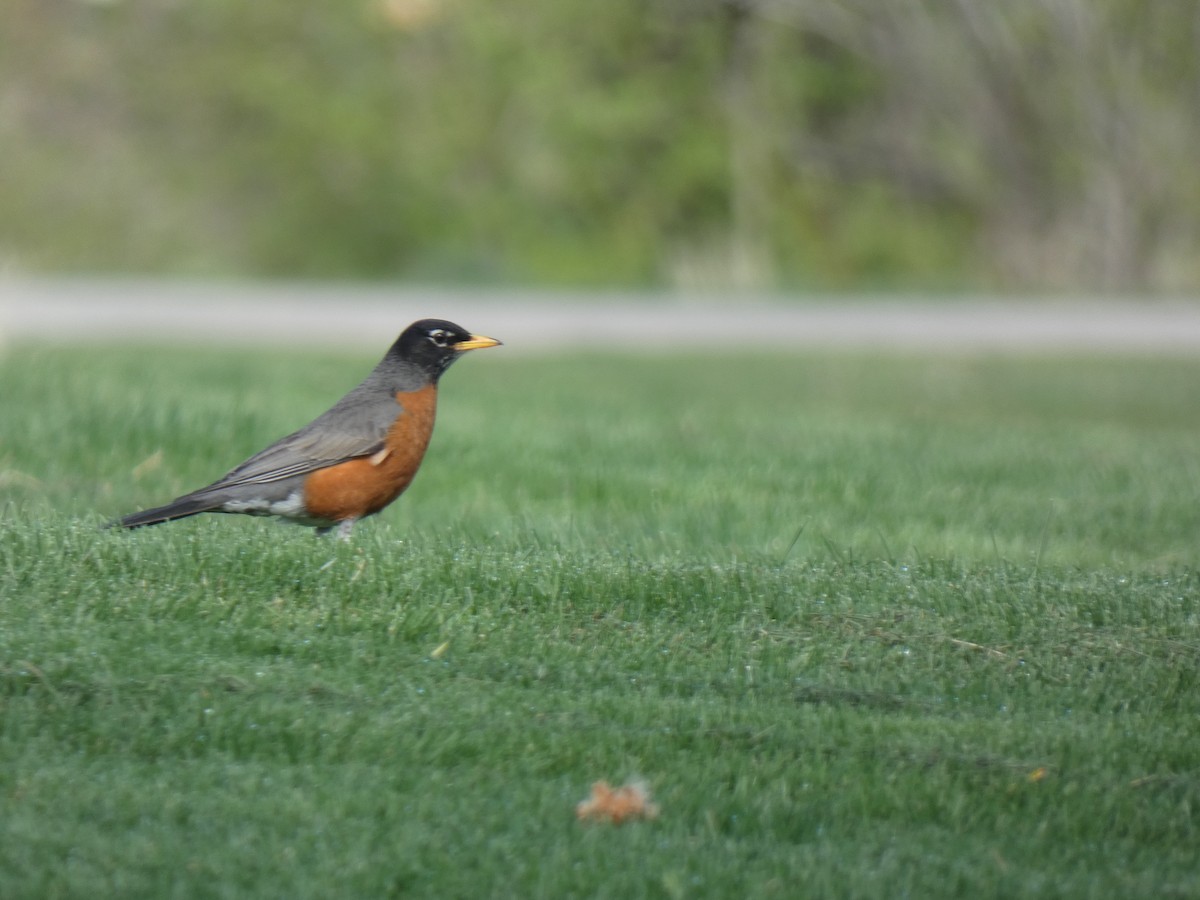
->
(387, 318), (502, 381)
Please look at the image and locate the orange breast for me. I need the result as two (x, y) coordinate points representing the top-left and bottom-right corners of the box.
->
(302, 384), (438, 522)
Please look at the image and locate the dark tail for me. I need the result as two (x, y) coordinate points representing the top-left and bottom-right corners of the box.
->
(112, 496), (219, 529)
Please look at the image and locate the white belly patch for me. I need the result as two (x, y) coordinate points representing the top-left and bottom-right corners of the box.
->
(220, 491), (331, 526)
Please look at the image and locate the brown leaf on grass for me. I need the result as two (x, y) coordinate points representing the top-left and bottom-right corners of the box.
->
(575, 780), (659, 825)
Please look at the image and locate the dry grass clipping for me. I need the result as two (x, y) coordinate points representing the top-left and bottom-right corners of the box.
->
(575, 780), (659, 825)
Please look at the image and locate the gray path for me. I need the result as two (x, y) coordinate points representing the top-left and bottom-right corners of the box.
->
(3, 278), (1200, 354)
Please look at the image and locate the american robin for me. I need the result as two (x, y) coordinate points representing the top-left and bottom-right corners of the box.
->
(114, 318), (501, 539)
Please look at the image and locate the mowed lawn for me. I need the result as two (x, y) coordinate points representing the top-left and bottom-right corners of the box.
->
(1, 342), (1198, 898)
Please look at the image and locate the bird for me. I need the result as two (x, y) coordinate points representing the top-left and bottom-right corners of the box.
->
(114, 318), (501, 539)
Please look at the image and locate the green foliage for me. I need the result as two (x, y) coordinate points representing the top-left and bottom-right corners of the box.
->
(4, 1), (1197, 289)
(1, 346), (1199, 896)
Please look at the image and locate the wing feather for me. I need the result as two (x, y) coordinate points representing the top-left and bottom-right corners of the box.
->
(198, 394), (399, 492)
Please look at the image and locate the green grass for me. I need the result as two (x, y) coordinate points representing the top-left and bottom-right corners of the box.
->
(1, 344), (1198, 898)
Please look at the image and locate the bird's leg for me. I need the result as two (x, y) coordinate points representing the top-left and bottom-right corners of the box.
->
(335, 518), (357, 542)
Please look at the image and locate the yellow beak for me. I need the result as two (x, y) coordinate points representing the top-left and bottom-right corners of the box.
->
(455, 334), (502, 351)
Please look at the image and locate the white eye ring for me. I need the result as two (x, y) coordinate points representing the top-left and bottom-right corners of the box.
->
(428, 329), (450, 347)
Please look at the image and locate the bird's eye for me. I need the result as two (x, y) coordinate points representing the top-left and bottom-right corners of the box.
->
(428, 329), (450, 347)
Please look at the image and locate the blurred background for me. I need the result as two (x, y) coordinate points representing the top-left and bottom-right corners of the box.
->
(4, 0), (1200, 296)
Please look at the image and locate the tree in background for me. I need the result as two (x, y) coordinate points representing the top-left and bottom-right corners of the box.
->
(1, 0), (1197, 292)
(759, 0), (1200, 291)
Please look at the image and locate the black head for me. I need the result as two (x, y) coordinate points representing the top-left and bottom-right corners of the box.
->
(385, 318), (502, 383)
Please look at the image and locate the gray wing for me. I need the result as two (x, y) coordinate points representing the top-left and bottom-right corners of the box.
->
(115, 388), (408, 526)
(199, 394), (399, 493)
